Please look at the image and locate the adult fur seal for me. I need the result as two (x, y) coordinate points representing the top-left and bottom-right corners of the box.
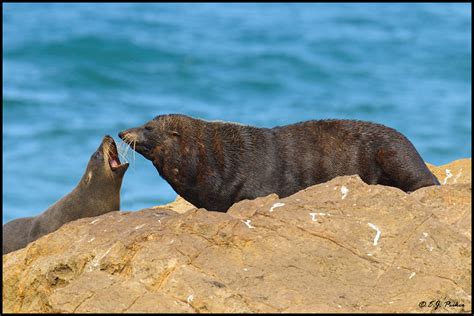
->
(2, 135), (129, 255)
(119, 114), (439, 212)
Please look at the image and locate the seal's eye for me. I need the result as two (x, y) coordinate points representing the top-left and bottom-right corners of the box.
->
(145, 126), (153, 131)
(92, 151), (101, 160)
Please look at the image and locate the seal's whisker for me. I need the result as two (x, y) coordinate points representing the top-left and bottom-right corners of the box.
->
(127, 137), (137, 171)
(124, 133), (137, 147)
(125, 134), (136, 153)
(124, 142), (132, 159)
(118, 133), (140, 173)
(125, 135), (137, 172)
(118, 140), (131, 164)
(121, 143), (131, 161)
(132, 138), (136, 166)
(121, 136), (132, 158)
(117, 141), (127, 160)
(126, 142), (135, 172)
(118, 149), (129, 164)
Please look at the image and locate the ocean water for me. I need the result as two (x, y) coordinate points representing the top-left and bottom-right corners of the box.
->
(3, 3), (471, 223)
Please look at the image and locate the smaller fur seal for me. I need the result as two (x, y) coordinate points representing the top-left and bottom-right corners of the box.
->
(2, 135), (129, 255)
(119, 114), (440, 212)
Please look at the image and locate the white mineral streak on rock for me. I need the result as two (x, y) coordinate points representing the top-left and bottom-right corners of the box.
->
(368, 223), (381, 246)
(341, 186), (349, 199)
(269, 202), (285, 212)
(242, 220), (255, 229)
(309, 212), (331, 222)
(443, 169), (453, 184)
(187, 294), (194, 303)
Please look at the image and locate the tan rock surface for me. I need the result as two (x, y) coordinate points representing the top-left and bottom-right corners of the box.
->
(152, 195), (196, 214)
(427, 158), (471, 185)
(3, 160), (471, 313)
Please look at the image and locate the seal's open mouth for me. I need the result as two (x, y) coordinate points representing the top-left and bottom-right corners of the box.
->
(109, 143), (121, 170)
(103, 136), (127, 171)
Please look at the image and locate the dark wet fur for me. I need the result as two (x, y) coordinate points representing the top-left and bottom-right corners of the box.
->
(119, 114), (440, 212)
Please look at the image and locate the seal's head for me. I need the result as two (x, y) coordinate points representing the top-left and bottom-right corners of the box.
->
(86, 135), (129, 183)
(118, 115), (189, 165)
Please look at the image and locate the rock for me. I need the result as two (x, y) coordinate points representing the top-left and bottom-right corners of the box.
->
(411, 184), (471, 240)
(151, 195), (196, 214)
(426, 158), (471, 185)
(3, 160), (471, 313)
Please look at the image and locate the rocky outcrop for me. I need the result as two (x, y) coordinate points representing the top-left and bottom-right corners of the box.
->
(2, 159), (471, 313)
(152, 195), (196, 214)
(426, 158), (471, 186)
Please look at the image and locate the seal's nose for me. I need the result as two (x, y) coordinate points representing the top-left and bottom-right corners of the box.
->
(118, 130), (127, 140)
(119, 128), (139, 143)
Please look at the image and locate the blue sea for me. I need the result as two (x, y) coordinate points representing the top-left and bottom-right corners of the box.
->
(3, 3), (471, 223)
